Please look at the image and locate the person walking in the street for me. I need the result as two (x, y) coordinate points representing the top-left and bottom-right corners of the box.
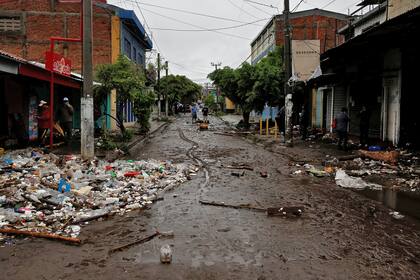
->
(202, 106), (209, 122)
(56, 97), (74, 143)
(191, 104), (198, 124)
(37, 100), (50, 144)
(359, 105), (370, 148)
(335, 107), (350, 150)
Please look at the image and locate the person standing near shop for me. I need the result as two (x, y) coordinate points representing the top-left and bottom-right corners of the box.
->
(335, 107), (350, 150)
(57, 97), (74, 143)
(37, 100), (50, 144)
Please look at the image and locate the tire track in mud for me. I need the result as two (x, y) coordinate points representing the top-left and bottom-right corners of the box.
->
(177, 127), (210, 191)
(176, 125), (244, 257)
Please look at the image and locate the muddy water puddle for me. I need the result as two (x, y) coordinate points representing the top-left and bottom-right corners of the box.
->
(356, 188), (420, 219)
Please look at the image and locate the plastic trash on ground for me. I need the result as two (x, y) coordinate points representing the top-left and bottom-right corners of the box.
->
(335, 169), (383, 190)
(0, 148), (193, 241)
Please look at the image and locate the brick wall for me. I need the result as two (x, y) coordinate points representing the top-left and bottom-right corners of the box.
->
(275, 15), (347, 54)
(0, 0), (112, 73)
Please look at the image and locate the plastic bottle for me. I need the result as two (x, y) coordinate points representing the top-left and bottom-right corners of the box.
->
(160, 244), (172, 264)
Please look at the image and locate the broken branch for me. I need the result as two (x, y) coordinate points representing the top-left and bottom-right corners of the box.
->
(0, 228), (81, 244)
(108, 231), (160, 254)
(222, 164), (254, 171)
(199, 200), (265, 212)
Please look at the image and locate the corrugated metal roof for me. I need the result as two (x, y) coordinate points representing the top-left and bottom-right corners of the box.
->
(0, 49), (27, 64)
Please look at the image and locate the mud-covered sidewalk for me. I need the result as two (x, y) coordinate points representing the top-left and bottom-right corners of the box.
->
(1, 115), (419, 279)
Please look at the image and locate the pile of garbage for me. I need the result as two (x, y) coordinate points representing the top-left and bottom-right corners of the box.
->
(0, 149), (192, 241)
(290, 148), (419, 192)
(338, 152), (420, 191)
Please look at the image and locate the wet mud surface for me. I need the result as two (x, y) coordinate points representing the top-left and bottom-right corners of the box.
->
(1, 116), (420, 279)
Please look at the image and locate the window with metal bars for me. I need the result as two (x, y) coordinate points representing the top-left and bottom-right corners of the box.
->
(0, 17), (21, 33)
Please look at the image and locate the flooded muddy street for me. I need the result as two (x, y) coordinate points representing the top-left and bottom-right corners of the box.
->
(1, 116), (420, 280)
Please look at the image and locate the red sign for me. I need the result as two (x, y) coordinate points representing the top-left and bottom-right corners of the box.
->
(45, 51), (72, 76)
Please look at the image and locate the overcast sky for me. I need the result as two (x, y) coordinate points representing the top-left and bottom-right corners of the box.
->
(108, 0), (362, 84)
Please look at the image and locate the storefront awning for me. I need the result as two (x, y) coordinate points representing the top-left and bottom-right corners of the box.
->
(19, 64), (81, 89)
(0, 49), (82, 89)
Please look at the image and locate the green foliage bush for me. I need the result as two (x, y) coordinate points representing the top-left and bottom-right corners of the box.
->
(95, 55), (155, 135)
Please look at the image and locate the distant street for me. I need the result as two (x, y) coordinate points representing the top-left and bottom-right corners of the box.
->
(1, 115), (419, 280)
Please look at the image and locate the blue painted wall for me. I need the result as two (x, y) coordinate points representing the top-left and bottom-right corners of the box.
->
(120, 21), (146, 67)
(119, 20), (149, 123)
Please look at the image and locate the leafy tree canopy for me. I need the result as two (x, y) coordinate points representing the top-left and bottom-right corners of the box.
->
(208, 47), (286, 126)
(158, 75), (202, 111)
(95, 55), (155, 134)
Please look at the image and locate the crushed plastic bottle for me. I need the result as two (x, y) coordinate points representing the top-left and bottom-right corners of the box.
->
(160, 244), (172, 264)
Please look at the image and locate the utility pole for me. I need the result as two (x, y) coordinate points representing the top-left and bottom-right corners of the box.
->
(211, 62), (221, 71)
(211, 62), (222, 110)
(283, 0), (293, 146)
(157, 53), (161, 119)
(165, 60), (169, 117)
(81, 0), (94, 159)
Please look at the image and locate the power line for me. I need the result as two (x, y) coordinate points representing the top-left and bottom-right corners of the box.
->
(169, 61), (211, 75)
(243, 0), (275, 16)
(322, 0), (338, 9)
(292, 0), (305, 12)
(150, 18), (269, 32)
(244, 0), (278, 10)
(228, 0), (260, 19)
(124, 0), (265, 26)
(141, 7), (253, 40)
(302, 40), (320, 55)
(132, 0), (163, 54)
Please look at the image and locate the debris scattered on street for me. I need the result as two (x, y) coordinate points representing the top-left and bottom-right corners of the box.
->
(199, 200), (265, 212)
(109, 231), (160, 254)
(260, 171), (268, 178)
(231, 171), (245, 177)
(199, 123), (209, 130)
(306, 168), (329, 177)
(222, 163), (254, 171)
(0, 149), (191, 243)
(292, 170), (303, 175)
(160, 244), (173, 264)
(214, 131), (251, 137)
(0, 227), (81, 244)
(335, 169), (383, 190)
(359, 150), (400, 165)
(389, 211), (405, 220)
(199, 200), (303, 218)
(159, 230), (175, 239)
(266, 206), (303, 218)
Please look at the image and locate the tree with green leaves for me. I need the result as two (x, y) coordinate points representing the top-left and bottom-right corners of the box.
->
(145, 63), (157, 87)
(158, 75), (202, 113)
(252, 47), (285, 110)
(208, 47), (286, 127)
(208, 63), (256, 127)
(95, 55), (155, 135)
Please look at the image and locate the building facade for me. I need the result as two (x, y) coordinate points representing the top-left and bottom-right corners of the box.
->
(250, 9), (349, 66)
(107, 5), (153, 128)
(0, 0), (111, 73)
(0, 0), (152, 130)
(313, 0), (420, 147)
